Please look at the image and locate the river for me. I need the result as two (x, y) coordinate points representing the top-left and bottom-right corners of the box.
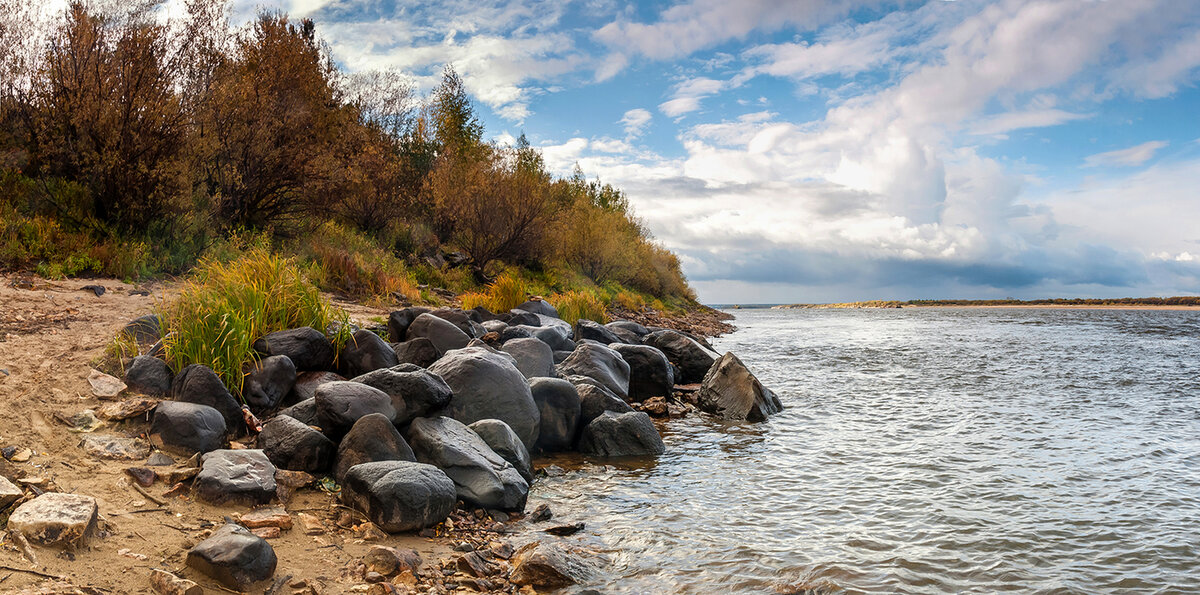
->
(529, 307), (1200, 593)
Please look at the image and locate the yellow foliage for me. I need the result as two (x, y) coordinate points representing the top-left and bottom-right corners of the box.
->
(552, 290), (609, 325)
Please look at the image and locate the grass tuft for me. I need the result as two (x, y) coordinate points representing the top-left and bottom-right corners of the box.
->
(552, 290), (609, 325)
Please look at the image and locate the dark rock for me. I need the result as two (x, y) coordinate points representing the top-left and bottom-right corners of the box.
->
(125, 466), (156, 487)
(123, 355), (172, 397)
(387, 307), (431, 342)
(510, 542), (597, 588)
(429, 308), (485, 338)
(556, 343), (631, 401)
(428, 345), (540, 450)
(151, 401), (226, 454)
(644, 329), (720, 384)
(406, 313), (471, 354)
(170, 364), (245, 437)
(340, 461), (456, 532)
(610, 344), (674, 402)
(335, 413), (416, 483)
(576, 383), (634, 429)
(287, 371), (345, 405)
(467, 419), (533, 483)
(481, 320), (508, 334)
(543, 522), (584, 536)
(578, 411), (665, 457)
(186, 523), (277, 590)
(528, 378), (580, 453)
(499, 325), (533, 343)
(522, 325), (574, 352)
(575, 320), (622, 345)
(607, 320), (650, 337)
(277, 398), (319, 426)
(121, 314), (163, 347)
(606, 326), (643, 345)
(253, 327), (334, 371)
(552, 350), (572, 364)
(406, 416), (529, 511)
(339, 329), (398, 378)
(507, 310), (542, 327)
(315, 381), (397, 437)
(515, 299), (558, 319)
(242, 355), (297, 412)
(501, 338), (555, 379)
(351, 366), (453, 426)
(193, 449), (277, 505)
(470, 306), (500, 322)
(391, 337), (440, 368)
(697, 352), (784, 421)
(528, 503), (552, 522)
(257, 415), (335, 472)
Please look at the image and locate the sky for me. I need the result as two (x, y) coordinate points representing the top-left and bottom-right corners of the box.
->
(166, 1), (1200, 302)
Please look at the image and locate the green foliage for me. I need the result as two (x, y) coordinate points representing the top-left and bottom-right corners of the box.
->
(552, 290), (609, 325)
(160, 249), (350, 397)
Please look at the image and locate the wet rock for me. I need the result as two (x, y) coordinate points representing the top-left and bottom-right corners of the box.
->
(340, 460), (456, 532)
(578, 411), (665, 457)
(335, 413), (416, 483)
(697, 352), (784, 422)
(556, 343), (631, 401)
(122, 314), (164, 347)
(289, 371), (346, 405)
(391, 337), (440, 368)
(387, 307), (431, 342)
(509, 542), (597, 588)
(528, 503), (552, 523)
(80, 434), (151, 460)
(315, 381), (397, 437)
(644, 329), (720, 384)
(351, 366), (453, 425)
(406, 313), (471, 355)
(170, 364), (245, 436)
(406, 416), (529, 511)
(363, 545), (422, 576)
(576, 382), (634, 429)
(257, 415), (335, 472)
(543, 522), (585, 536)
(277, 397), (319, 426)
(0, 476), (24, 508)
(340, 329), (399, 378)
(88, 368), (126, 398)
(468, 419), (533, 483)
(186, 523), (277, 590)
(243, 355), (297, 412)
(125, 467), (156, 487)
(151, 401), (226, 454)
(193, 449), (276, 505)
(96, 397), (159, 421)
(610, 344), (674, 402)
(501, 337), (556, 380)
(429, 345), (540, 450)
(253, 327), (335, 371)
(516, 299), (558, 319)
(575, 320), (622, 345)
(124, 355), (172, 396)
(634, 396), (670, 417)
(149, 568), (202, 595)
(529, 378), (581, 453)
(6, 492), (98, 547)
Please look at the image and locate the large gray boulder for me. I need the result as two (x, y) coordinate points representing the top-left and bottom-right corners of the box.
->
(288, 370), (345, 405)
(277, 397), (318, 426)
(340, 461), (455, 533)
(406, 417), (529, 511)
(502, 338), (556, 379)
(428, 345), (540, 450)
(506, 310), (541, 327)
(335, 413), (416, 483)
(468, 419), (533, 483)
(124, 355), (172, 396)
(170, 364), (245, 437)
(315, 381), (397, 437)
(387, 307), (431, 342)
(578, 411), (665, 457)
(242, 355), (296, 412)
(257, 414), (335, 472)
(610, 344), (674, 402)
(429, 308), (485, 338)
(520, 325), (573, 352)
(351, 366), (453, 426)
(253, 327), (334, 371)
(644, 329), (720, 384)
(193, 450), (276, 505)
(187, 523), (277, 590)
(407, 313), (471, 354)
(391, 338), (440, 368)
(529, 378), (580, 453)
(697, 352), (783, 421)
(607, 320), (650, 338)
(515, 299), (558, 319)
(339, 329), (398, 378)
(151, 401), (226, 454)
(122, 314), (164, 348)
(556, 343), (631, 401)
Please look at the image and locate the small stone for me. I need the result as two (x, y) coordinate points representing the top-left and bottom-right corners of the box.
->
(392, 570), (418, 586)
(634, 396), (670, 417)
(251, 526), (281, 539)
(489, 541), (514, 560)
(528, 503), (552, 523)
(97, 397), (159, 421)
(125, 467), (156, 487)
(10, 446), (32, 462)
(0, 475), (24, 508)
(149, 568), (203, 595)
(88, 368), (127, 398)
(64, 409), (105, 432)
(297, 512), (326, 535)
(118, 547), (149, 560)
(357, 522), (388, 541)
(186, 523), (277, 590)
(456, 551), (493, 577)
(159, 466), (200, 484)
(146, 452), (175, 466)
(6, 492), (99, 547)
(1, 445), (16, 460)
(239, 506), (292, 530)
(364, 545), (422, 577)
(453, 541), (474, 552)
(365, 571), (385, 583)
(543, 522), (584, 536)
(81, 434), (151, 460)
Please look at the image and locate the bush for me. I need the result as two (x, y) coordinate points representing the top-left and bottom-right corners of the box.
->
(160, 249), (350, 396)
(295, 222), (420, 304)
(552, 290), (608, 325)
(458, 271), (529, 313)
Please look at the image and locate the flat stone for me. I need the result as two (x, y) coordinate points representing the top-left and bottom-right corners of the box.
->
(0, 475), (23, 508)
(363, 546), (422, 577)
(297, 512), (326, 535)
(88, 368), (126, 398)
(186, 523), (277, 590)
(149, 568), (203, 595)
(80, 434), (151, 460)
(240, 506), (292, 530)
(7, 492), (99, 547)
(146, 452), (175, 466)
(251, 526), (281, 539)
(96, 397), (159, 421)
(193, 449), (277, 505)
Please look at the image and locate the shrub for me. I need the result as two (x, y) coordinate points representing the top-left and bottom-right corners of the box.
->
(160, 249), (350, 396)
(552, 290), (608, 325)
(296, 222), (420, 304)
(458, 271), (528, 313)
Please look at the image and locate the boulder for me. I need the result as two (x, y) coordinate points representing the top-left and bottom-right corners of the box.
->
(288, 370), (345, 405)
(339, 461), (456, 533)
(578, 411), (665, 457)
(575, 320), (622, 345)
(576, 383), (633, 428)
(552, 350), (573, 364)
(193, 449), (276, 505)
(6, 493), (98, 547)
(335, 413), (416, 483)
(387, 307), (431, 342)
(406, 416), (528, 511)
(315, 381), (397, 437)
(391, 338), (440, 368)
(499, 325), (534, 343)
(607, 320), (650, 337)
(151, 401), (226, 454)
(644, 329), (720, 384)
(509, 542), (597, 588)
(469, 306), (500, 322)
(276, 398), (319, 426)
(406, 313), (472, 355)
(501, 337), (556, 379)
(529, 378), (581, 453)
(556, 343), (631, 401)
(481, 320), (508, 334)
(187, 523), (277, 590)
(506, 310), (542, 327)
(468, 419), (533, 483)
(123, 355), (172, 396)
(122, 314), (164, 347)
(242, 355), (297, 412)
(170, 364), (245, 436)
(428, 346), (540, 450)
(519, 325), (573, 352)
(515, 299), (558, 319)
(697, 352), (784, 422)
(253, 327), (334, 371)
(257, 415), (335, 472)
(429, 308), (485, 338)
(351, 366), (453, 426)
(610, 344), (674, 402)
(606, 326), (643, 345)
(339, 329), (398, 378)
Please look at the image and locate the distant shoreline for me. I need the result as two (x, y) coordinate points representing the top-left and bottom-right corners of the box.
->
(711, 298), (1200, 311)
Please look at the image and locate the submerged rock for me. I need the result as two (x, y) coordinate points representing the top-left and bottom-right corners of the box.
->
(697, 352), (783, 422)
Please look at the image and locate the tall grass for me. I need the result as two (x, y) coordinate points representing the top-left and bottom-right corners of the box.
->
(460, 271), (528, 313)
(295, 221), (422, 304)
(552, 290), (609, 325)
(160, 249), (350, 396)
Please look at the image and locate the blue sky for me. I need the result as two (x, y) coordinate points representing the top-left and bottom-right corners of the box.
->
(172, 1), (1200, 302)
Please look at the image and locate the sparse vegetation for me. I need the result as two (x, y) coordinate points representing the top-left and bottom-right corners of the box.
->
(552, 290), (609, 325)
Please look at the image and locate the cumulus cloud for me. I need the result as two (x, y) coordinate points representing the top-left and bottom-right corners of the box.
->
(619, 108), (653, 139)
(1083, 141), (1169, 168)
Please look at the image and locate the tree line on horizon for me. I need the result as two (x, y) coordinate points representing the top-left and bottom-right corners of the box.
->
(0, 0), (693, 303)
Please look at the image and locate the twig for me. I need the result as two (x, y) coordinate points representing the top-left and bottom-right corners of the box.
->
(112, 508), (167, 516)
(0, 572), (11, 584)
(264, 574), (292, 595)
(0, 565), (62, 580)
(132, 483), (166, 506)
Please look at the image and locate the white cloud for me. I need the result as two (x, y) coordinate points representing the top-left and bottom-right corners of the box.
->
(1084, 141), (1169, 168)
(969, 108), (1090, 135)
(619, 108), (652, 139)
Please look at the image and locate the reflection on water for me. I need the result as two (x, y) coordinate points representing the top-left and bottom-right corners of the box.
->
(528, 308), (1200, 593)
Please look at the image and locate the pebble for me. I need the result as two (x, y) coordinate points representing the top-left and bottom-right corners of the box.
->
(125, 467), (156, 487)
(297, 512), (326, 535)
(88, 368), (126, 398)
(239, 506), (293, 530)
